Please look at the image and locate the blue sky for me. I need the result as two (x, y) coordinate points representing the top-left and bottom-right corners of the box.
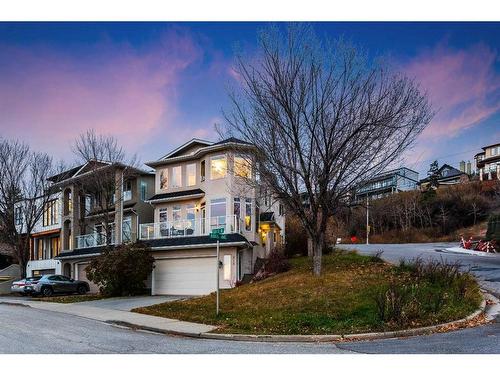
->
(0, 22), (499, 177)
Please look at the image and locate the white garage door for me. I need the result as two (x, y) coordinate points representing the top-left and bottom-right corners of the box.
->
(153, 257), (215, 296)
(77, 263), (100, 293)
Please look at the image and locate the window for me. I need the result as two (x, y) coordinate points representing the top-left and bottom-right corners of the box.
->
(200, 160), (206, 182)
(123, 180), (132, 201)
(159, 208), (168, 236)
(210, 155), (227, 180)
(278, 203), (284, 216)
(233, 197), (241, 218)
(172, 205), (181, 229)
(234, 156), (252, 178)
(140, 181), (148, 201)
(187, 163), (196, 186)
(122, 216), (132, 242)
(172, 166), (182, 188)
(186, 204), (195, 233)
(245, 198), (252, 231)
(14, 206), (22, 226)
(160, 169), (168, 190)
(223, 254), (232, 281)
(210, 198), (227, 230)
(43, 199), (59, 227)
(85, 195), (92, 214)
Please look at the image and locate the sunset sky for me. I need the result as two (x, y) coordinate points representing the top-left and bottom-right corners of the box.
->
(1, 22), (499, 177)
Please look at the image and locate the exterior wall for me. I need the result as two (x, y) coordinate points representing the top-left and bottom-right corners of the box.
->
(26, 259), (62, 277)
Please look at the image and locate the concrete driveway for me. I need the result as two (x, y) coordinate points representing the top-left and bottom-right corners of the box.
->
(72, 295), (187, 311)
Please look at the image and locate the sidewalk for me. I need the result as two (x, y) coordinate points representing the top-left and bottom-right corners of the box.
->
(0, 298), (215, 335)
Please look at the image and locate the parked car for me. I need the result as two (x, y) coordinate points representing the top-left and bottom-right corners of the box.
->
(11, 276), (42, 295)
(24, 275), (90, 297)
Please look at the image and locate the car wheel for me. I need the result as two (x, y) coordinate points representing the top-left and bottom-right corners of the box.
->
(41, 286), (53, 297)
(77, 285), (87, 295)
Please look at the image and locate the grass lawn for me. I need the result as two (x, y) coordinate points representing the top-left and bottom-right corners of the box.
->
(133, 250), (482, 335)
(33, 294), (105, 303)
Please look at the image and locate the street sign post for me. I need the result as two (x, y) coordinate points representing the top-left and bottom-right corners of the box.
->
(210, 227), (226, 315)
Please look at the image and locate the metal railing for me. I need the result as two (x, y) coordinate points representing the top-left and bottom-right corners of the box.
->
(139, 215), (240, 240)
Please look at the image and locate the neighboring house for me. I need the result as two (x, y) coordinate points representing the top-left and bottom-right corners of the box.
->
(142, 137), (286, 295)
(418, 164), (469, 189)
(36, 161), (155, 292)
(354, 167), (419, 202)
(475, 142), (500, 181)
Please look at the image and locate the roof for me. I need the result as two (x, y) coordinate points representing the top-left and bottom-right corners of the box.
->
(419, 164), (466, 184)
(55, 247), (104, 259)
(48, 164), (85, 183)
(146, 137), (256, 168)
(144, 233), (250, 249)
(147, 188), (205, 203)
(259, 212), (275, 222)
(482, 142), (500, 150)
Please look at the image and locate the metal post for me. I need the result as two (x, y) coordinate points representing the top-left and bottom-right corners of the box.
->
(216, 238), (220, 316)
(366, 196), (369, 245)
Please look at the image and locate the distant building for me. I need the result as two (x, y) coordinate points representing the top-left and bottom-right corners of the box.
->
(355, 167), (419, 202)
(418, 163), (469, 189)
(475, 142), (500, 181)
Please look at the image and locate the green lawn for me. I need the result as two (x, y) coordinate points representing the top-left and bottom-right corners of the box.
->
(133, 250), (482, 335)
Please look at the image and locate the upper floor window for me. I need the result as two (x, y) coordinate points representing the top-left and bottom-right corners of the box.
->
(234, 156), (252, 179)
(200, 160), (206, 182)
(210, 155), (227, 180)
(160, 169), (168, 190)
(491, 146), (500, 156)
(43, 199), (59, 227)
(187, 163), (196, 186)
(15, 206), (22, 226)
(278, 203), (284, 216)
(172, 166), (182, 188)
(140, 181), (148, 201)
(123, 180), (132, 201)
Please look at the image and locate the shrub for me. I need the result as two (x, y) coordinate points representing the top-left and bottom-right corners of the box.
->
(86, 242), (155, 297)
(486, 214), (500, 241)
(252, 247), (291, 282)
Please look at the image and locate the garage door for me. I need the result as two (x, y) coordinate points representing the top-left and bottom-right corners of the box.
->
(77, 263), (100, 293)
(153, 257), (215, 295)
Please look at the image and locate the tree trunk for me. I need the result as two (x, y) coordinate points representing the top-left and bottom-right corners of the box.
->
(312, 231), (324, 276)
(307, 237), (313, 257)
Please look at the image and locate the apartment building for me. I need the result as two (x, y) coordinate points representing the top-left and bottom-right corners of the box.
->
(39, 161), (155, 291)
(142, 137), (285, 295)
(475, 142), (500, 181)
(354, 167), (419, 202)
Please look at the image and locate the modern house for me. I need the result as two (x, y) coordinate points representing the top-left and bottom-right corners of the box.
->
(418, 163), (469, 189)
(354, 167), (419, 202)
(475, 142), (500, 181)
(142, 137), (285, 295)
(26, 161), (156, 292)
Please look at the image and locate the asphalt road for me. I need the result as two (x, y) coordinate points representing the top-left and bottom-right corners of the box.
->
(0, 304), (350, 354)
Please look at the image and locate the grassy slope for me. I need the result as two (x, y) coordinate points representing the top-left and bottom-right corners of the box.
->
(133, 251), (481, 335)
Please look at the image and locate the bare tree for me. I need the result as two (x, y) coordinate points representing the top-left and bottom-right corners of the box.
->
(0, 139), (54, 277)
(71, 130), (139, 246)
(221, 24), (433, 275)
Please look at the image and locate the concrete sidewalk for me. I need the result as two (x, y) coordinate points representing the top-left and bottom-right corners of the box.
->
(0, 298), (215, 335)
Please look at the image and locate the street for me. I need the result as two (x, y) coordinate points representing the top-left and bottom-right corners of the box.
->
(0, 242), (499, 354)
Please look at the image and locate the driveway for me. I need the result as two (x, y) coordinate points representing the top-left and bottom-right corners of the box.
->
(72, 295), (186, 311)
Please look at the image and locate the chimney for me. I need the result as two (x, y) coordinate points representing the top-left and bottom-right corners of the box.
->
(459, 160), (466, 173)
(466, 161), (471, 175)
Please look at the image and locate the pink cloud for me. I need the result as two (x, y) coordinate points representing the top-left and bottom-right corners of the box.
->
(0, 29), (202, 160)
(403, 42), (500, 138)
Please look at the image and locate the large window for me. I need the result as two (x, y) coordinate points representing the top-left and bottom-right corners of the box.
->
(43, 199), (59, 227)
(14, 206), (22, 226)
(160, 169), (168, 190)
(210, 198), (227, 230)
(122, 216), (132, 242)
(172, 166), (182, 188)
(187, 163), (196, 186)
(234, 156), (252, 178)
(210, 155), (227, 180)
(186, 204), (195, 234)
(159, 208), (168, 236)
(172, 205), (182, 229)
(123, 180), (132, 201)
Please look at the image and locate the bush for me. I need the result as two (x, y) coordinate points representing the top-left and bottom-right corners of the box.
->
(252, 247), (290, 282)
(86, 242), (155, 297)
(486, 214), (500, 241)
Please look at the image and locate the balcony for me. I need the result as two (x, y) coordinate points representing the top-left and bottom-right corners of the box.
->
(75, 229), (134, 249)
(139, 215), (241, 240)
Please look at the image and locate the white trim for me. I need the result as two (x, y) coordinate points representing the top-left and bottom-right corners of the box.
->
(151, 241), (248, 251)
(55, 252), (102, 260)
(145, 193), (205, 204)
(159, 138), (213, 160)
(154, 255), (216, 260)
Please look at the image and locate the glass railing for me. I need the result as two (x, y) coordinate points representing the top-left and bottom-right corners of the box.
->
(139, 215), (240, 240)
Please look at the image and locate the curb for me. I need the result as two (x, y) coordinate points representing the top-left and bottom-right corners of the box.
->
(109, 291), (493, 343)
